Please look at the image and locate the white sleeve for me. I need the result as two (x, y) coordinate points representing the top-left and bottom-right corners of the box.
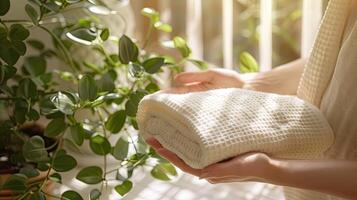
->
(137, 88), (334, 169)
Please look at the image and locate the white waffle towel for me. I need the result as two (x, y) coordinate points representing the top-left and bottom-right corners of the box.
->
(138, 88), (334, 169)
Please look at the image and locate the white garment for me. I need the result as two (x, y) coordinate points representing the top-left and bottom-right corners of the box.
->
(285, 0), (357, 199)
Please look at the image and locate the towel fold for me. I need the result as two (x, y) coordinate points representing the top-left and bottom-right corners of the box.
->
(137, 88), (334, 169)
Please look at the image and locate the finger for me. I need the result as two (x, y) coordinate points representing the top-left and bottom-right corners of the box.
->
(174, 71), (214, 84)
(156, 148), (202, 176)
(200, 160), (235, 178)
(145, 138), (163, 149)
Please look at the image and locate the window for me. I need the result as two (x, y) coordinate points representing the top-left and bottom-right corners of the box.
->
(131, 0), (329, 72)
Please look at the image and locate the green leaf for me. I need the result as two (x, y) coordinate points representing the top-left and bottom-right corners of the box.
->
(0, 0), (10, 16)
(24, 56), (47, 76)
(0, 45), (20, 65)
(78, 75), (97, 101)
(70, 124), (85, 145)
(188, 59), (208, 70)
(239, 52), (259, 73)
(44, 118), (67, 137)
(143, 57), (165, 74)
(53, 153), (77, 172)
(90, 189), (101, 200)
(173, 36), (191, 58)
(18, 78), (38, 99)
(25, 4), (39, 25)
(27, 39), (45, 50)
(66, 27), (97, 45)
(2, 174), (27, 193)
(23, 136), (48, 162)
(128, 63), (144, 78)
(3, 65), (17, 80)
(118, 35), (139, 64)
(76, 166), (103, 184)
(145, 82), (160, 93)
(98, 73), (115, 93)
(0, 66), (5, 84)
(154, 22), (172, 33)
(141, 7), (159, 23)
(90, 135), (111, 155)
(125, 90), (147, 117)
(114, 180), (133, 196)
(100, 28), (109, 41)
(19, 167), (40, 178)
(49, 173), (62, 184)
(112, 137), (129, 160)
(9, 24), (30, 41)
(27, 109), (40, 121)
(151, 162), (177, 181)
(29, 191), (45, 200)
(12, 41), (27, 55)
(51, 92), (75, 115)
(61, 190), (83, 200)
(105, 110), (126, 134)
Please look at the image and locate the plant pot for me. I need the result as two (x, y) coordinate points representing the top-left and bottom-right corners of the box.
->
(0, 123), (57, 199)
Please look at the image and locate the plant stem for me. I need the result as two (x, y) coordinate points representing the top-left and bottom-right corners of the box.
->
(142, 21), (154, 50)
(38, 25), (77, 73)
(1, 19), (32, 23)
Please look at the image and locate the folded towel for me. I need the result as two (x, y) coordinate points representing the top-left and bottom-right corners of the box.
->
(137, 88), (334, 169)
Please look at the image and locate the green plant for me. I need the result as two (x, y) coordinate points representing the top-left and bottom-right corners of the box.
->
(0, 1), (207, 199)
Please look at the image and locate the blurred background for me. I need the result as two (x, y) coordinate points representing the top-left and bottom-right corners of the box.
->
(130, 0), (329, 71)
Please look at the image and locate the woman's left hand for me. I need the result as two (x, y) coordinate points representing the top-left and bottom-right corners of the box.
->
(146, 137), (273, 184)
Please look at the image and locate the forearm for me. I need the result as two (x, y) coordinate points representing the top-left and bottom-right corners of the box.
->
(242, 59), (306, 95)
(265, 158), (357, 199)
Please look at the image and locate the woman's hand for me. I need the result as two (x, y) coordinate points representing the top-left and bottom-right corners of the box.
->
(146, 137), (272, 184)
(163, 68), (248, 94)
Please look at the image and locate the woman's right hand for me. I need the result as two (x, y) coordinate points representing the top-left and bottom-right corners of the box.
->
(163, 68), (249, 94)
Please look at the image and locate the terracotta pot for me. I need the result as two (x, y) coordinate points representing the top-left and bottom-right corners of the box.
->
(0, 170), (54, 200)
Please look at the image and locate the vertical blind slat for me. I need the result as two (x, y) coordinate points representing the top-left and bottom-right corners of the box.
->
(259, 0), (273, 71)
(222, 0), (234, 69)
(186, 0), (204, 62)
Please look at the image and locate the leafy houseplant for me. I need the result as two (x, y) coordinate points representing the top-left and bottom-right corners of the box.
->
(0, 0), (209, 199)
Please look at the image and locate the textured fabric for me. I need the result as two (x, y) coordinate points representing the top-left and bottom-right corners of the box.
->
(138, 88), (334, 169)
(297, 0), (351, 106)
(285, 1), (357, 200)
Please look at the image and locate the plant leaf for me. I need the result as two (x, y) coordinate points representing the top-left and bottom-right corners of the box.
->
(22, 136), (48, 162)
(49, 173), (62, 184)
(141, 7), (159, 23)
(44, 118), (67, 137)
(151, 162), (177, 181)
(25, 4), (39, 25)
(61, 190), (83, 200)
(125, 90), (147, 117)
(100, 28), (109, 41)
(18, 78), (37, 99)
(24, 56), (46, 76)
(2, 174), (27, 193)
(70, 123), (85, 146)
(0, 0), (10, 16)
(143, 57), (165, 74)
(173, 36), (191, 58)
(188, 59), (208, 70)
(239, 52), (259, 73)
(118, 35), (138, 64)
(53, 153), (77, 172)
(90, 189), (101, 200)
(114, 180), (133, 196)
(112, 137), (129, 160)
(9, 24), (30, 41)
(66, 28), (97, 46)
(76, 166), (103, 184)
(89, 135), (111, 155)
(78, 75), (97, 101)
(51, 92), (75, 115)
(105, 110), (126, 134)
